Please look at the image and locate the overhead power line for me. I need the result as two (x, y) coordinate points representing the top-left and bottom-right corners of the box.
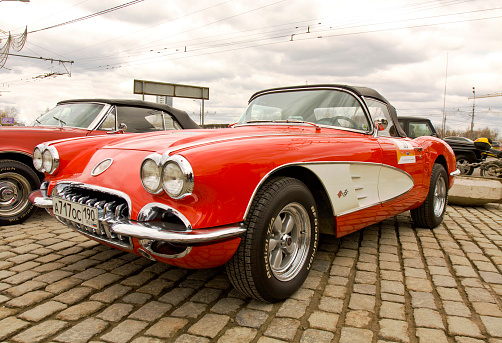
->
(28, 0), (145, 34)
(468, 92), (502, 99)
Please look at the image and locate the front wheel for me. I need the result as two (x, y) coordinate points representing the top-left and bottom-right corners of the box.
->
(0, 160), (40, 226)
(226, 177), (319, 302)
(411, 163), (448, 228)
(456, 154), (474, 175)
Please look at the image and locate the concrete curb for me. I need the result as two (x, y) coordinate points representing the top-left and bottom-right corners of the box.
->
(448, 176), (502, 206)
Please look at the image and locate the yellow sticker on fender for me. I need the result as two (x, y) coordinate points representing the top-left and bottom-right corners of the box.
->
(389, 139), (416, 164)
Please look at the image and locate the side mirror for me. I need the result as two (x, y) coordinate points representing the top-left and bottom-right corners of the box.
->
(374, 118), (388, 131)
(118, 123), (127, 133)
(107, 123), (128, 134)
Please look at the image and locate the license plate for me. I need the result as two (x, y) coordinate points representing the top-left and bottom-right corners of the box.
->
(53, 196), (99, 229)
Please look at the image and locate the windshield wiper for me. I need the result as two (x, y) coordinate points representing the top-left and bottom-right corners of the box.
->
(53, 116), (66, 129)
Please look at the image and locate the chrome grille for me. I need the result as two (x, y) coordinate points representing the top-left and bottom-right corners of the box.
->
(52, 184), (132, 249)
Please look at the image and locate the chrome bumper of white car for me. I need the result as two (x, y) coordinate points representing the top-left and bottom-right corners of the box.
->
(28, 189), (53, 208)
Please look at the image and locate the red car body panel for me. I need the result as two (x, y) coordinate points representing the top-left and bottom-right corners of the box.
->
(0, 126), (94, 156)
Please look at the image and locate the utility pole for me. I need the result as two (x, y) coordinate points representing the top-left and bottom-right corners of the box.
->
(470, 87), (475, 137)
(441, 52), (448, 138)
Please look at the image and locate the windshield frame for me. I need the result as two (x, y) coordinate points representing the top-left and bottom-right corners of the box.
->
(31, 102), (112, 130)
(235, 86), (375, 134)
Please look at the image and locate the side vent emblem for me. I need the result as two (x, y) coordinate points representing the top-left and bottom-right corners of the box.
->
(91, 158), (113, 176)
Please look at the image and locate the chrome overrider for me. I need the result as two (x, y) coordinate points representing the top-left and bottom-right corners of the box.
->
(28, 183), (246, 260)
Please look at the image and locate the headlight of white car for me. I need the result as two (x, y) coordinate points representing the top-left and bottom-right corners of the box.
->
(33, 146), (43, 172)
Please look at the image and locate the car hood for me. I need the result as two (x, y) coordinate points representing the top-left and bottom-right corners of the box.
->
(98, 125), (359, 154)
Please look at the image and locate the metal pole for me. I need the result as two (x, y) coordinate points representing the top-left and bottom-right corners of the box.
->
(201, 100), (204, 127)
(470, 87), (475, 137)
(441, 52), (448, 138)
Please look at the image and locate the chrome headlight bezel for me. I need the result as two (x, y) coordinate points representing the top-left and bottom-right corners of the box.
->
(33, 145), (43, 171)
(33, 144), (60, 174)
(140, 153), (194, 199)
(140, 153), (163, 194)
(161, 155), (194, 199)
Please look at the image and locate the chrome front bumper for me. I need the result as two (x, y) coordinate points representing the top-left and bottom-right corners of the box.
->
(28, 190), (246, 245)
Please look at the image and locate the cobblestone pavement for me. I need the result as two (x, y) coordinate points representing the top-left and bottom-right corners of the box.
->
(1, 204), (502, 343)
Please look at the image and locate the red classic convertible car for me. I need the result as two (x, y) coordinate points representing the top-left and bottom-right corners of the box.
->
(30, 85), (457, 302)
(0, 99), (199, 225)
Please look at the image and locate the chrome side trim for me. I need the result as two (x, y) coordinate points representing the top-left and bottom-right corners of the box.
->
(111, 221), (245, 244)
(28, 190), (53, 208)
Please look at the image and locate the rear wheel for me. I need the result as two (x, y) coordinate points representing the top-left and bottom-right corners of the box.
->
(456, 154), (474, 175)
(411, 163), (448, 228)
(226, 177), (319, 302)
(480, 162), (502, 178)
(0, 160), (40, 226)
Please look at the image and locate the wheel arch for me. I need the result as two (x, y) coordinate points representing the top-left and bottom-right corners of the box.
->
(434, 154), (447, 173)
(0, 151), (44, 182)
(247, 165), (336, 235)
(454, 150), (477, 162)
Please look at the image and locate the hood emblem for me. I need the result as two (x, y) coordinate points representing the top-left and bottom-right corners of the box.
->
(91, 158), (113, 176)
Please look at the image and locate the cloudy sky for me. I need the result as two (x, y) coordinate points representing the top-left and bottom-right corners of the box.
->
(1, 0), (501, 134)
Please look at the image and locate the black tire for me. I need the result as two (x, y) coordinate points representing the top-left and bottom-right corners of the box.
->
(411, 164), (448, 228)
(226, 177), (319, 302)
(0, 160), (40, 226)
(455, 154), (474, 175)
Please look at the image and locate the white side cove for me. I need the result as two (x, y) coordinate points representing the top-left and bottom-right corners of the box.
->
(304, 162), (414, 216)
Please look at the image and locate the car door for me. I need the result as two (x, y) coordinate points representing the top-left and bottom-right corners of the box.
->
(365, 99), (426, 203)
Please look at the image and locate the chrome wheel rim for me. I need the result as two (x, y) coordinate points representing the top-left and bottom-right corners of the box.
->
(0, 172), (31, 218)
(456, 159), (470, 174)
(267, 202), (311, 281)
(433, 174), (447, 217)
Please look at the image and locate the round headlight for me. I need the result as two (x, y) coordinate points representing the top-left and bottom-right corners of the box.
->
(141, 158), (162, 194)
(162, 162), (184, 197)
(33, 147), (43, 171)
(42, 149), (53, 173)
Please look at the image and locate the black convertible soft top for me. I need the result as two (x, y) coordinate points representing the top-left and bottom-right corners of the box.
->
(58, 98), (201, 130)
(248, 84), (406, 137)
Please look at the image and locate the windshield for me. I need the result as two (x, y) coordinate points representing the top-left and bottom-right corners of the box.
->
(32, 103), (106, 129)
(238, 89), (371, 131)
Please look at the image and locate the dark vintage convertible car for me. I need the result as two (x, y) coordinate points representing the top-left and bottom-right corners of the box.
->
(0, 99), (199, 225)
(30, 85), (457, 302)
